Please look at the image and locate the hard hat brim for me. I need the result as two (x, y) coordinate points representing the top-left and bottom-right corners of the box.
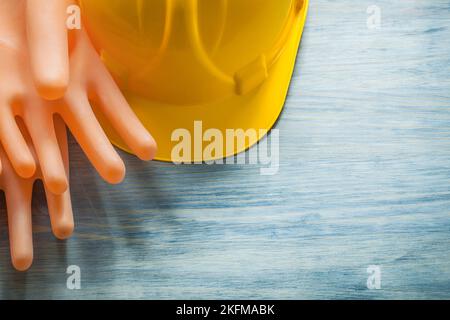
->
(98, 0), (308, 162)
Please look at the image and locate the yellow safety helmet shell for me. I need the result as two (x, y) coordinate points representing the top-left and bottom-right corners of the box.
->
(80, 0), (309, 162)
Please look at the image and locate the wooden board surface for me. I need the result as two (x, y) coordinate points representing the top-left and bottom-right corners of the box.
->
(1, 0), (450, 299)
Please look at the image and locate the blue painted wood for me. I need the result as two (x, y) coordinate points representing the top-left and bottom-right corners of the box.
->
(1, 0), (450, 299)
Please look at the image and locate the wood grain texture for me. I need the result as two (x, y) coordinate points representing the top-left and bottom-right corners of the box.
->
(1, 0), (450, 299)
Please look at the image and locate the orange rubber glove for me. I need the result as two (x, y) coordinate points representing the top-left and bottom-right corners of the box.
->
(0, 117), (74, 271)
(25, 0), (74, 100)
(0, 0), (157, 194)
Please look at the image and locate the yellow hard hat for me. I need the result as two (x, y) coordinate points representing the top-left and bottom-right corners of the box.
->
(79, 0), (309, 162)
